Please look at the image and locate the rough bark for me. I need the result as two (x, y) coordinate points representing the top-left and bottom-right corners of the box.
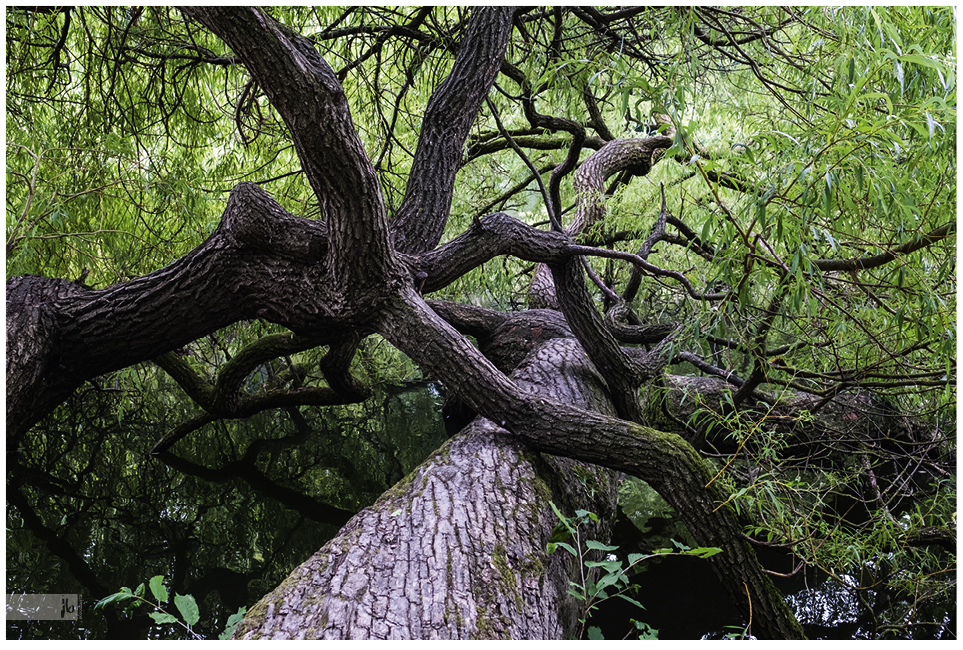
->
(391, 6), (515, 254)
(6, 6), (812, 640)
(5, 183), (347, 439)
(232, 338), (620, 640)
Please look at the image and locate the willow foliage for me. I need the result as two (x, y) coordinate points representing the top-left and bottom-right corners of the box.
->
(5, 6), (956, 640)
(7, 5), (955, 405)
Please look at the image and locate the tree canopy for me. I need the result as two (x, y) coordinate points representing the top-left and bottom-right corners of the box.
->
(6, 6), (956, 640)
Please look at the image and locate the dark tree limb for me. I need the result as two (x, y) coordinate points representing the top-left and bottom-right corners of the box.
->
(583, 83), (616, 141)
(6, 183), (345, 438)
(813, 222), (955, 273)
(390, 6), (515, 254)
(318, 334), (372, 403)
(622, 184), (671, 304)
(182, 7), (396, 294)
(147, 385), (358, 456)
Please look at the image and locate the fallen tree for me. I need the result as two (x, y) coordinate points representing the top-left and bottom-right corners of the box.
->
(7, 6), (954, 640)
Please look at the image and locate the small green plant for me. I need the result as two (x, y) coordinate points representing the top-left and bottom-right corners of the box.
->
(547, 502), (721, 640)
(722, 624), (752, 639)
(94, 574), (246, 640)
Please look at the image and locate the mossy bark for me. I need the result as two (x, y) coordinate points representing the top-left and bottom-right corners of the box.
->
(232, 338), (620, 639)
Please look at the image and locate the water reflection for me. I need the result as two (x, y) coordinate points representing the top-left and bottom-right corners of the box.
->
(7, 380), (451, 640)
(597, 476), (956, 640)
(786, 576), (866, 638)
(6, 382), (955, 640)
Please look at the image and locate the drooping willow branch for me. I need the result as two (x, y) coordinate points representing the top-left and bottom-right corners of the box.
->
(812, 222), (955, 273)
(414, 211), (728, 302)
(485, 97), (560, 231)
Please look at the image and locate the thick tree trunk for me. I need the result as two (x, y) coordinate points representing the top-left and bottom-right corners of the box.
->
(6, 7), (809, 640)
(232, 338), (621, 640)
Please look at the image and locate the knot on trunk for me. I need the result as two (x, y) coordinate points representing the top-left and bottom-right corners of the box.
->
(222, 182), (328, 264)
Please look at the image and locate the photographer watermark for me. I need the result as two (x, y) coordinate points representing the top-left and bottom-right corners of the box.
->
(7, 594), (81, 621)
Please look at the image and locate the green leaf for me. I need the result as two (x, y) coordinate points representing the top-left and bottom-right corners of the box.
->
(617, 593), (646, 609)
(548, 501), (575, 536)
(574, 509), (598, 522)
(584, 560), (623, 573)
(822, 228), (838, 251)
(700, 217), (713, 244)
(857, 91), (894, 114)
(686, 546), (724, 559)
(553, 541), (577, 557)
(219, 606), (248, 640)
(587, 626), (605, 640)
(633, 619), (659, 640)
(149, 575), (168, 603)
(756, 199), (767, 231)
(93, 590), (135, 610)
(174, 593), (200, 627)
(900, 53), (942, 72)
(925, 112), (941, 140)
(594, 572), (621, 593)
(149, 612), (179, 625)
(567, 586), (587, 602)
(585, 539), (619, 552)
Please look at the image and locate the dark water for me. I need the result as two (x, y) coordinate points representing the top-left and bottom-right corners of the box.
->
(6, 382), (955, 640)
(7, 379), (452, 640)
(591, 477), (956, 640)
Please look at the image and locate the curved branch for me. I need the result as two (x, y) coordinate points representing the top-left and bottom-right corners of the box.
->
(376, 291), (804, 639)
(6, 183), (349, 438)
(415, 212), (576, 292)
(567, 137), (673, 236)
(413, 211), (728, 303)
(318, 335), (371, 402)
(181, 7), (394, 291)
(813, 222), (955, 273)
(425, 299), (509, 340)
(548, 123), (586, 231)
(148, 384), (359, 456)
(390, 6), (514, 254)
(550, 256), (648, 421)
(622, 184), (670, 303)
(583, 83), (615, 141)
(467, 130), (606, 161)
